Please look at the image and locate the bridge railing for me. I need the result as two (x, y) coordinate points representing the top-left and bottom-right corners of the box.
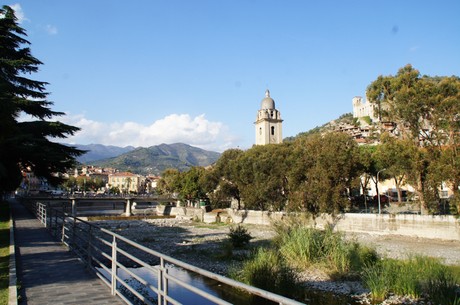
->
(28, 201), (304, 305)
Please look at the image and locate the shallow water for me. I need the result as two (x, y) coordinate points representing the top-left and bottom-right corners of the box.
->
(99, 265), (360, 305)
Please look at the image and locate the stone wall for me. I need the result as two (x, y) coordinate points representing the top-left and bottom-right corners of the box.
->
(226, 209), (285, 225)
(228, 210), (460, 241)
(156, 205), (460, 241)
(156, 205), (204, 220)
(317, 213), (460, 241)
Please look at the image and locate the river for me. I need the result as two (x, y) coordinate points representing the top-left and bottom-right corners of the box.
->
(98, 265), (361, 305)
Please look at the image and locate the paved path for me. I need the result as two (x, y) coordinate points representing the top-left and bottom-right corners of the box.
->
(10, 200), (125, 305)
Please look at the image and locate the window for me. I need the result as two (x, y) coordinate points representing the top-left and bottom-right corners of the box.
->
(259, 127), (262, 135)
(271, 126), (275, 135)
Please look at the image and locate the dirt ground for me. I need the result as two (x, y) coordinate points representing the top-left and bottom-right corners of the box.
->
(349, 232), (460, 265)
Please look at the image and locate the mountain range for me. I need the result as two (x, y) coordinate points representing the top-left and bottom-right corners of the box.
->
(73, 143), (221, 176)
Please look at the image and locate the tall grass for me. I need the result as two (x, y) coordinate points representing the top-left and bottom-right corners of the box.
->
(229, 247), (298, 297)
(275, 224), (378, 278)
(0, 201), (10, 305)
(363, 256), (460, 304)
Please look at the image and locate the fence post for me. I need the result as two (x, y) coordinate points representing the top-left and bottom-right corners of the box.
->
(71, 216), (76, 250)
(61, 216), (66, 244)
(71, 197), (76, 217)
(53, 209), (58, 237)
(158, 258), (163, 305)
(163, 267), (169, 305)
(111, 236), (117, 296)
(87, 226), (92, 268)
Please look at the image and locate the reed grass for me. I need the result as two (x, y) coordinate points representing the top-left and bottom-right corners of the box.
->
(363, 256), (459, 304)
(229, 247), (298, 297)
(276, 224), (378, 278)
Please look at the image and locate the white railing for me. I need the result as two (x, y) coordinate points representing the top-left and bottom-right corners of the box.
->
(28, 201), (305, 305)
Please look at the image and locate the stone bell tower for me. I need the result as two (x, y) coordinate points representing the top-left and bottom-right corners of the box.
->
(255, 89), (283, 145)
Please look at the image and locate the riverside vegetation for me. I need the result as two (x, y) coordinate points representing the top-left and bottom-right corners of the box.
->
(226, 217), (460, 305)
(0, 202), (10, 305)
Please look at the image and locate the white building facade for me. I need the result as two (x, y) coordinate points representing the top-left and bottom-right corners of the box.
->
(352, 96), (378, 121)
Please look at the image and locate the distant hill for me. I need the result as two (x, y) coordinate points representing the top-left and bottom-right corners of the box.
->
(73, 144), (136, 163)
(88, 143), (221, 175)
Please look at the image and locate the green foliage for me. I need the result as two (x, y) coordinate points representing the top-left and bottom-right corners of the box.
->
(275, 223), (378, 278)
(363, 256), (459, 304)
(367, 65), (460, 212)
(362, 116), (372, 125)
(229, 248), (298, 297)
(228, 225), (252, 248)
(287, 133), (360, 214)
(361, 260), (392, 302)
(0, 5), (83, 193)
(0, 202), (10, 304)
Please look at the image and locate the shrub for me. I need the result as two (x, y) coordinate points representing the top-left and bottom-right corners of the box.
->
(228, 225), (252, 248)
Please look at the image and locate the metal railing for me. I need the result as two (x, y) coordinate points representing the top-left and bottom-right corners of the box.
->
(28, 201), (305, 305)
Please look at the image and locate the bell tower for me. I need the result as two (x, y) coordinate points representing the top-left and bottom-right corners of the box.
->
(255, 89), (283, 145)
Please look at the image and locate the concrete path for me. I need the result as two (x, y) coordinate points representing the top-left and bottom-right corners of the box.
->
(10, 200), (125, 305)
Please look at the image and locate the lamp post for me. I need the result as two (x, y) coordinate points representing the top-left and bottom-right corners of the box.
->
(377, 168), (386, 215)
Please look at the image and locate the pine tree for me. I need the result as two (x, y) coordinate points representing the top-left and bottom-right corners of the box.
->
(0, 5), (83, 193)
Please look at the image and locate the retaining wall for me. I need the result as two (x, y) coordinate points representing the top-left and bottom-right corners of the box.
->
(156, 205), (204, 220)
(229, 209), (460, 241)
(156, 205), (460, 241)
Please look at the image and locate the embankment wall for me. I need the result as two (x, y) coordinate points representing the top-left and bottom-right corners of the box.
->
(157, 206), (460, 240)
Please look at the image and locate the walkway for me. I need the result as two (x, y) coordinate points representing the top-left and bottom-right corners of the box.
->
(10, 200), (125, 305)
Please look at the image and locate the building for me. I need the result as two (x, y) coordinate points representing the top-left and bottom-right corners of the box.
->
(352, 96), (378, 121)
(108, 172), (142, 194)
(254, 89), (283, 145)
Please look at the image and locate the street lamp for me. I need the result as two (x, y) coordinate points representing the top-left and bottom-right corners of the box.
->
(377, 168), (386, 215)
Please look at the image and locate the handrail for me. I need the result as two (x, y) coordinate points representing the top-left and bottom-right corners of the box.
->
(28, 201), (305, 305)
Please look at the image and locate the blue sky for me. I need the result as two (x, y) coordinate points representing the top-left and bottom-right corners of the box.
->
(9, 1), (460, 152)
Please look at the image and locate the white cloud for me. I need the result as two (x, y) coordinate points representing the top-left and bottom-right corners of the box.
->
(8, 3), (27, 23)
(45, 24), (58, 35)
(59, 113), (238, 152)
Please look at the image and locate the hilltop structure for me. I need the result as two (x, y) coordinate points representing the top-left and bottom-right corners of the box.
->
(255, 89), (283, 145)
(352, 96), (378, 122)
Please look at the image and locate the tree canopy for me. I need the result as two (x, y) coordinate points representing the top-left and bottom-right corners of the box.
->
(0, 5), (83, 193)
(367, 64), (460, 213)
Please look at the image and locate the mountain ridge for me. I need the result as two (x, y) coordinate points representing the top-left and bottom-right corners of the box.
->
(75, 143), (220, 176)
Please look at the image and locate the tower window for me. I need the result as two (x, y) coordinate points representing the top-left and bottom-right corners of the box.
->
(271, 126), (275, 135)
(259, 127), (262, 135)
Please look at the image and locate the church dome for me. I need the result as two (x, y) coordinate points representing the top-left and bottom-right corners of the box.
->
(260, 89), (275, 109)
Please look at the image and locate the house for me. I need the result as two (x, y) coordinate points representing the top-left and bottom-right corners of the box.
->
(108, 172), (142, 194)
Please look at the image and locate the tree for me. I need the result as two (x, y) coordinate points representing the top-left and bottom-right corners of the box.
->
(287, 132), (360, 215)
(375, 134), (414, 203)
(366, 65), (460, 213)
(156, 168), (181, 196)
(356, 145), (378, 210)
(232, 144), (290, 211)
(213, 149), (244, 208)
(0, 6), (83, 194)
(179, 167), (208, 205)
